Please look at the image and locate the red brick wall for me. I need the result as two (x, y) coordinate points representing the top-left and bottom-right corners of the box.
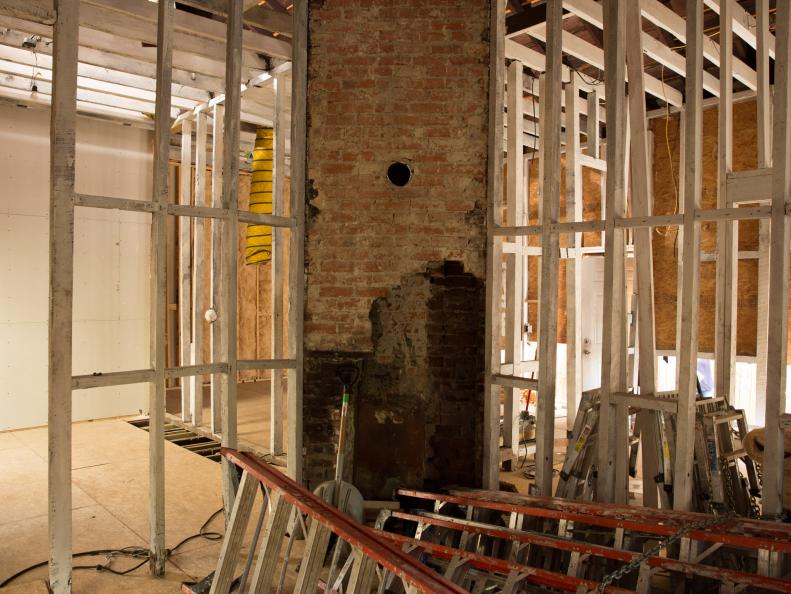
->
(303, 0), (492, 492)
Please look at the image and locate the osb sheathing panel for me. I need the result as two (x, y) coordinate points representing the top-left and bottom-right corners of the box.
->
(651, 100), (771, 357)
(516, 99), (776, 357)
(515, 154), (603, 343)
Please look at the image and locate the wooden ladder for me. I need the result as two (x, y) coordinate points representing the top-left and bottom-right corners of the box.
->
(184, 448), (466, 594)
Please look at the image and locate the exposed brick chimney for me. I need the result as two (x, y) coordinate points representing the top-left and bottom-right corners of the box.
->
(302, 0), (493, 496)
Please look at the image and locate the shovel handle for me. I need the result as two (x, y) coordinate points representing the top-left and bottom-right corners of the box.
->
(335, 391), (349, 482)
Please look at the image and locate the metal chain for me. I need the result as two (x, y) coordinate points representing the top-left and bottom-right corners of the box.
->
(594, 511), (736, 594)
(745, 461), (786, 521)
(721, 459), (738, 515)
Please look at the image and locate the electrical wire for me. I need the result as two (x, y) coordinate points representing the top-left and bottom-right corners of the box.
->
(654, 64), (679, 239)
(571, 64), (603, 87)
(0, 507), (225, 589)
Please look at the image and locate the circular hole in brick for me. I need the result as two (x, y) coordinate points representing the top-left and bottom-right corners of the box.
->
(387, 161), (412, 187)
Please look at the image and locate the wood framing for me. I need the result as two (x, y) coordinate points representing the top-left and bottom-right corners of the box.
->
(534, 0), (562, 497)
(42, 0), (301, 585)
(48, 0), (78, 591)
(673, 0), (703, 513)
(526, 20), (682, 107)
(270, 70), (286, 455)
(625, 0), (662, 509)
(597, 0), (628, 505)
(763, 0), (791, 521)
(504, 59), (524, 457)
(148, 0), (174, 575)
(755, 0), (771, 426)
(191, 111), (207, 426)
(210, 103), (224, 434)
(641, 0), (757, 90)
(220, 0), (242, 515)
(564, 76), (582, 434)
(179, 117), (194, 422)
(288, 0), (307, 483)
(483, 0), (505, 490)
(714, 0), (736, 407)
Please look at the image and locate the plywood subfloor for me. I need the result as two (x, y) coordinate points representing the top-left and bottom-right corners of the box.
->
(0, 416), (298, 593)
(166, 379), (285, 454)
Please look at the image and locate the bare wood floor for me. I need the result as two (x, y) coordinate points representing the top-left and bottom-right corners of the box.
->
(0, 416), (299, 593)
(166, 379), (287, 455)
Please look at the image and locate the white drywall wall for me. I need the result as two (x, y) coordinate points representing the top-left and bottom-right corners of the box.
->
(0, 103), (151, 430)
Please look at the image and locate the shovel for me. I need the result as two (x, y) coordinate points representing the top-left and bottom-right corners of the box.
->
(313, 364), (364, 522)
(292, 365), (364, 543)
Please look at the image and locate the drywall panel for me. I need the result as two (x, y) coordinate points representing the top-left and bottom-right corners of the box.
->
(0, 103), (152, 430)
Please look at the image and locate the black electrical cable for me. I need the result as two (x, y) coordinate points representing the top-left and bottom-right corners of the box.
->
(0, 507), (225, 589)
(168, 507), (224, 555)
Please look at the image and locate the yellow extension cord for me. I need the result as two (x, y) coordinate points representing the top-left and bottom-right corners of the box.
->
(244, 127), (273, 265)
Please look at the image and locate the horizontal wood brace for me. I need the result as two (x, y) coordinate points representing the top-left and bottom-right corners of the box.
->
(490, 374), (539, 390)
(72, 362), (231, 389)
(74, 193), (295, 227)
(611, 392), (678, 413)
(237, 358), (297, 370)
(578, 153), (606, 171)
(492, 205), (780, 238)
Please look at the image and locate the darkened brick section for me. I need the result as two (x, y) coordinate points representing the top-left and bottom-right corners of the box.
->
(354, 262), (486, 498)
(303, 0), (492, 492)
(303, 263), (486, 498)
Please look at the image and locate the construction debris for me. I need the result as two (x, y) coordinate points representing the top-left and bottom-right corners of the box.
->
(556, 390), (768, 517)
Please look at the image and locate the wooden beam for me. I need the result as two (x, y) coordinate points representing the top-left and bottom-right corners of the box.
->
(269, 70), (286, 455)
(521, 70), (607, 126)
(191, 111), (208, 426)
(703, 0), (775, 59)
(48, 0), (78, 591)
(565, 76), (583, 435)
(565, 0), (719, 96)
(483, 0), (506, 490)
(287, 0), (306, 484)
(0, 47), (203, 108)
(639, 0), (756, 90)
(673, 0), (703, 513)
(674, 112), (686, 392)
(220, 0), (243, 515)
(2, 0), (55, 23)
(504, 60), (524, 458)
(506, 3), (546, 36)
(527, 23), (683, 107)
(0, 0), (283, 70)
(172, 63), (289, 130)
(148, 0), (173, 576)
(727, 168), (773, 203)
(597, 0), (629, 505)
(587, 90), (600, 156)
(625, 0), (662, 509)
(178, 0), (293, 37)
(0, 15), (229, 92)
(506, 39), (609, 109)
(243, 4), (292, 37)
(762, 0), (791, 522)
(714, 0), (736, 408)
(210, 103), (224, 434)
(85, 0), (290, 58)
(535, 0), (562, 497)
(0, 69), (185, 117)
(755, 0), (771, 428)
(179, 118), (194, 423)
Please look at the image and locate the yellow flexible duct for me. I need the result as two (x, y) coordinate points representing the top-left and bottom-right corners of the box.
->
(245, 126), (273, 265)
